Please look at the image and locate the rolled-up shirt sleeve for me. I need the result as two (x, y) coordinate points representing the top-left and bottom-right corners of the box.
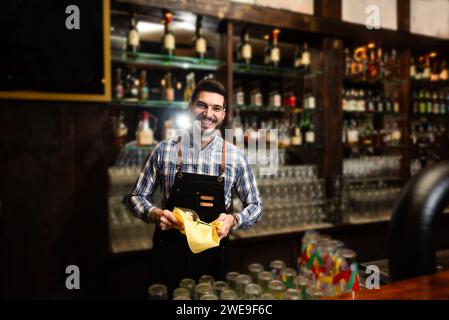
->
(127, 144), (161, 223)
(233, 151), (262, 229)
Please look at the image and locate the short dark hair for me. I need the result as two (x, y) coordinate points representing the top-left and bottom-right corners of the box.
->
(191, 79), (227, 109)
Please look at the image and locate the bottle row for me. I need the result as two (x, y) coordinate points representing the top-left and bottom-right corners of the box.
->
(344, 44), (400, 82)
(410, 54), (448, 83)
(113, 68), (215, 102)
(237, 28), (312, 71)
(231, 112), (317, 148)
(411, 90), (449, 115)
(342, 89), (400, 113)
(410, 119), (447, 148)
(343, 119), (402, 151)
(233, 81), (316, 110)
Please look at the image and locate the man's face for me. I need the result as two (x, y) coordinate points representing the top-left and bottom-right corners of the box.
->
(190, 91), (226, 133)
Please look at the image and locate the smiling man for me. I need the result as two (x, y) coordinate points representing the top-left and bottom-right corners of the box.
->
(127, 79), (262, 290)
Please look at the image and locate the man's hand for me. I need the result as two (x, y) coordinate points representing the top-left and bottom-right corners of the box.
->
(151, 208), (181, 231)
(215, 213), (235, 239)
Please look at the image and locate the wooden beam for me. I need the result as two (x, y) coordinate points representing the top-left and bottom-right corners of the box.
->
(397, 0), (411, 32)
(314, 0), (341, 20)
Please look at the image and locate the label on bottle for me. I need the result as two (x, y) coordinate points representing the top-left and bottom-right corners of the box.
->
(137, 129), (154, 146)
(392, 130), (401, 142)
(164, 33), (176, 51)
(115, 85), (124, 99)
(128, 30), (140, 47)
(270, 47), (280, 63)
(308, 96), (316, 109)
(196, 38), (207, 54)
(242, 44), (252, 60)
(358, 100), (365, 112)
(273, 94), (281, 107)
(165, 88), (175, 101)
(306, 131), (315, 143)
(342, 98), (348, 111)
(255, 93), (263, 106)
(440, 69), (448, 81)
(348, 130), (359, 143)
(294, 57), (302, 68)
(292, 128), (302, 146)
(302, 52), (311, 66)
(236, 92), (244, 105)
(423, 67), (431, 79)
(410, 65), (416, 78)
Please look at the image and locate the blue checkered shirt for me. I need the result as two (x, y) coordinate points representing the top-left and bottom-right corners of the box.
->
(128, 134), (262, 229)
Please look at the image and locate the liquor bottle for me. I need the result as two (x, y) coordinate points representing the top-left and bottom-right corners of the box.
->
(284, 89), (297, 110)
(301, 42), (311, 74)
(162, 12), (176, 56)
(382, 51), (390, 80)
(342, 89), (348, 111)
(410, 57), (417, 80)
(440, 92), (447, 115)
(263, 34), (271, 65)
(269, 84), (282, 108)
(136, 111), (154, 146)
(377, 48), (383, 79)
(367, 90), (375, 113)
(440, 60), (448, 82)
(305, 120), (315, 146)
(304, 91), (316, 110)
(183, 72), (195, 102)
(138, 70), (149, 101)
(390, 49), (399, 79)
(344, 48), (352, 78)
(357, 89), (365, 112)
(127, 14), (140, 53)
(270, 29), (281, 68)
(234, 81), (245, 106)
(126, 69), (139, 100)
(240, 29), (252, 65)
(415, 56), (424, 81)
(426, 90), (432, 114)
(193, 15), (207, 59)
(114, 68), (124, 100)
(367, 48), (379, 80)
(300, 112), (310, 145)
(294, 45), (303, 70)
(163, 72), (175, 101)
(250, 82), (263, 107)
(112, 111), (128, 147)
(418, 90), (426, 114)
(432, 92), (440, 114)
(423, 55), (431, 81)
(393, 93), (400, 113)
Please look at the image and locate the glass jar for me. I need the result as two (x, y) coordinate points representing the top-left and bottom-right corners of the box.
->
(195, 283), (213, 300)
(244, 283), (263, 300)
(257, 271), (273, 293)
(172, 287), (191, 300)
(179, 278), (195, 298)
(248, 263), (264, 282)
(268, 280), (285, 300)
(213, 281), (228, 297)
(199, 275), (215, 286)
(148, 284), (168, 300)
(226, 271), (239, 291)
(235, 274), (252, 298)
(270, 260), (286, 280)
(280, 267), (297, 289)
(220, 289), (239, 300)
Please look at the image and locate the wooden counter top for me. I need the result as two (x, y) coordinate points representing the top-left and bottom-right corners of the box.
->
(332, 270), (449, 300)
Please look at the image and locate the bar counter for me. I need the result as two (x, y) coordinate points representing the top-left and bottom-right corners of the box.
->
(331, 270), (449, 300)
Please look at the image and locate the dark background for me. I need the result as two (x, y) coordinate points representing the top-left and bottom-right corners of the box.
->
(0, 0), (104, 94)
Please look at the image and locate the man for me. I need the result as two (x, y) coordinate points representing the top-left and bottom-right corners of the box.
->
(127, 79), (262, 291)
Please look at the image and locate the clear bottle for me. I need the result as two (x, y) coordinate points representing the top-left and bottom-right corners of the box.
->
(164, 72), (175, 101)
(241, 29), (252, 65)
(114, 68), (124, 100)
(263, 34), (271, 65)
(270, 29), (281, 68)
(193, 15), (207, 59)
(127, 14), (140, 53)
(138, 70), (149, 101)
(302, 42), (311, 74)
(162, 12), (176, 56)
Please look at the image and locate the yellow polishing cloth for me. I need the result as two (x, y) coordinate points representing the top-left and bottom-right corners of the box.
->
(173, 207), (222, 254)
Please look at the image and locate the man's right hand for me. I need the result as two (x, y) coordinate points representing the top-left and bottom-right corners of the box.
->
(151, 208), (181, 231)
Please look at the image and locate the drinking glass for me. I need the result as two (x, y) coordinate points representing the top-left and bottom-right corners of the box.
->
(148, 284), (168, 300)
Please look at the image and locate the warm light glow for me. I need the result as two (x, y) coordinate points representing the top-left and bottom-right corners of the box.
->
(367, 42), (376, 49)
(429, 52), (437, 58)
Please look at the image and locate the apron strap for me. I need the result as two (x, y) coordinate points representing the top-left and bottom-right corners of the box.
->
(175, 136), (183, 173)
(220, 139), (226, 177)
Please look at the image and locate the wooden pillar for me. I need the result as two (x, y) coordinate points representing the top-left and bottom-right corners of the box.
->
(314, 0), (342, 20)
(397, 0), (411, 32)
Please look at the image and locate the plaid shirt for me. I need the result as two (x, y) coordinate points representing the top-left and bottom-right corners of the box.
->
(128, 134), (262, 229)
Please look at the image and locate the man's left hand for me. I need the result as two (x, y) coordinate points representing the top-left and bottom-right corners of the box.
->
(215, 213), (234, 239)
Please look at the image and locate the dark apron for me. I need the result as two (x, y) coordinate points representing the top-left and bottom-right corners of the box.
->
(150, 137), (229, 292)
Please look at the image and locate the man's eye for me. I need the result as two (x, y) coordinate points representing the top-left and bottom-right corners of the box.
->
(214, 107), (222, 112)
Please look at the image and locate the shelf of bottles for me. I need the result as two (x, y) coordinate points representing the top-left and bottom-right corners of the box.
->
(409, 52), (449, 175)
(230, 28), (322, 153)
(343, 44), (406, 159)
